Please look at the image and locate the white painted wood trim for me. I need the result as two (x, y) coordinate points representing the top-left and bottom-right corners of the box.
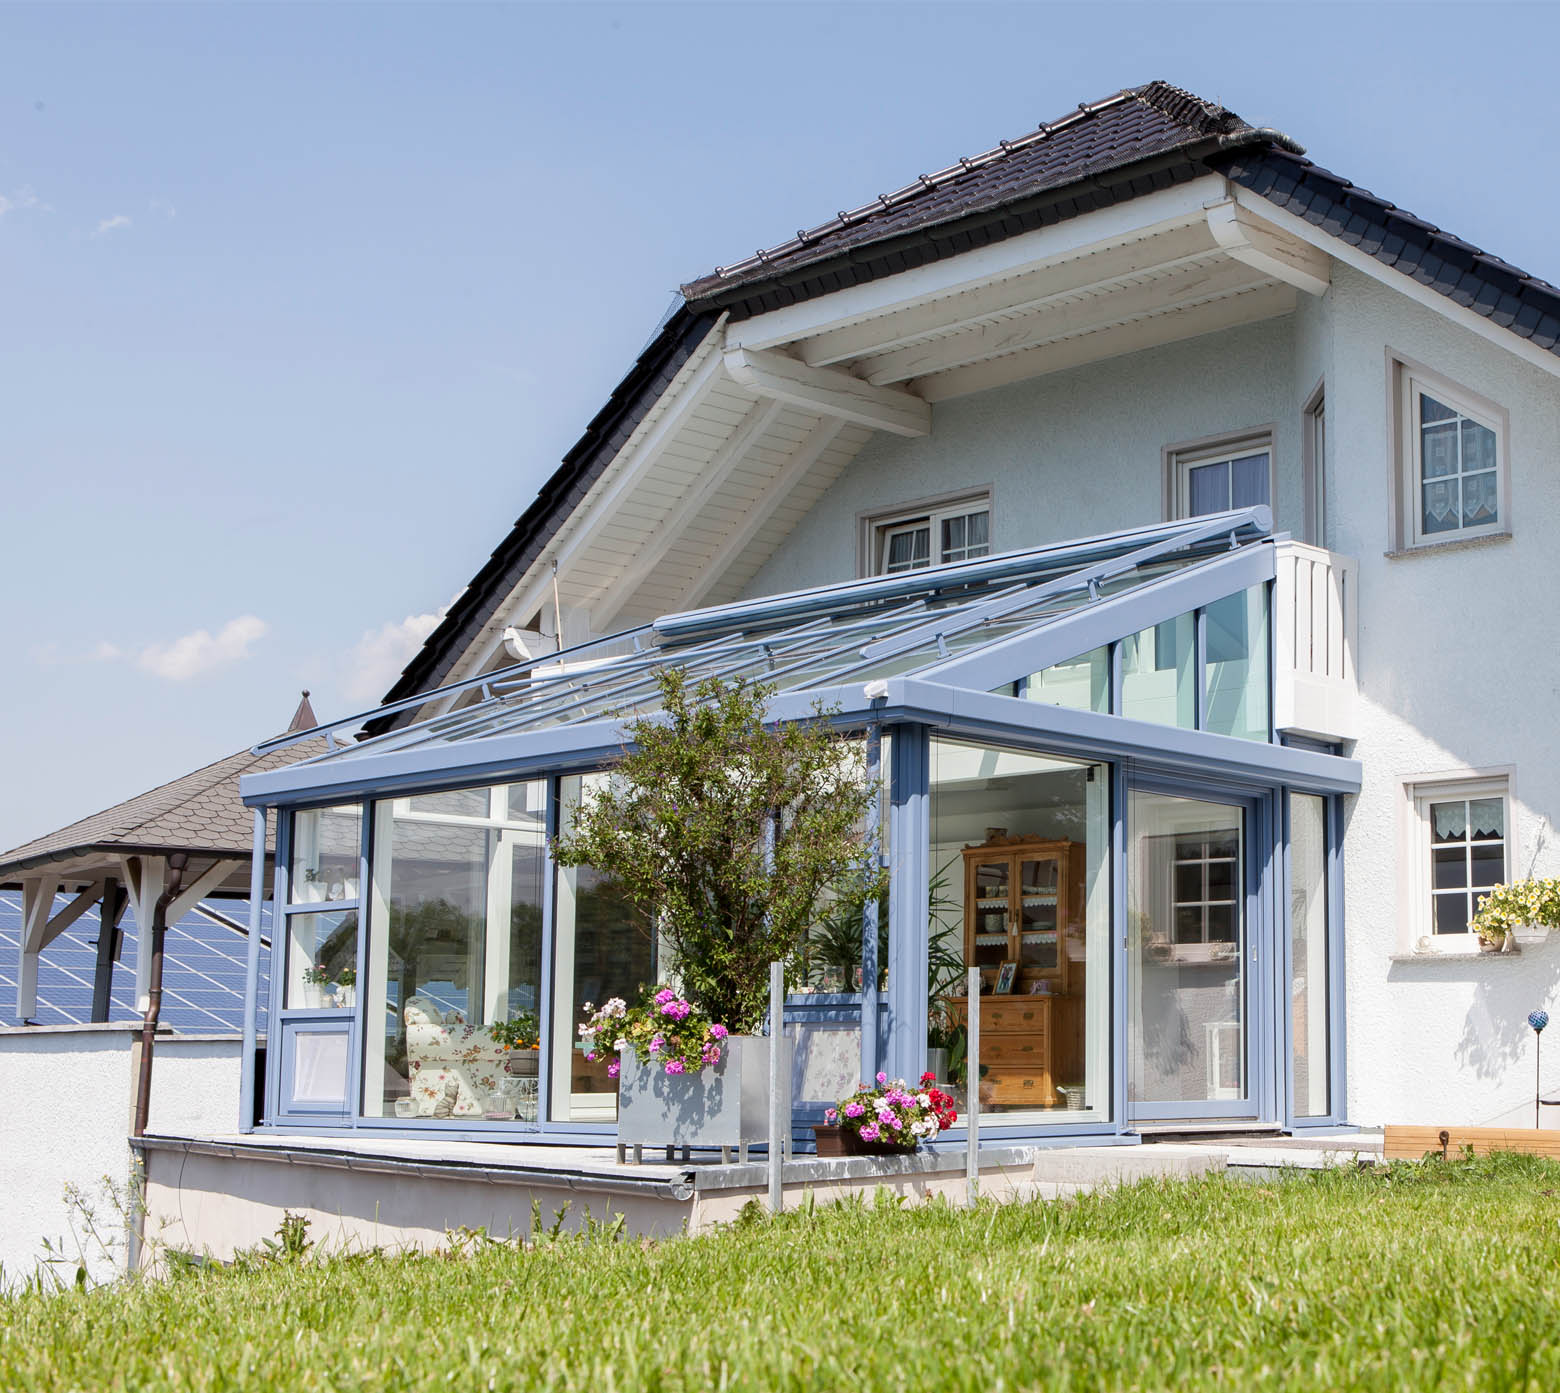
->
(1231, 184), (1560, 382)
(1205, 199), (1331, 297)
(164, 859), (243, 928)
(726, 176), (1230, 351)
(722, 346), (931, 437)
(680, 416), (849, 610)
(797, 222), (1222, 367)
(915, 283), (1298, 402)
(592, 396), (788, 631)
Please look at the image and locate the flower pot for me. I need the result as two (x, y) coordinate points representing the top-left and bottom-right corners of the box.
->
(843, 1129), (917, 1157)
(812, 1123), (849, 1157)
(504, 1050), (540, 1078)
(616, 1035), (771, 1152)
(926, 1047), (950, 1086)
(1514, 925), (1550, 948)
(335, 985), (356, 1008)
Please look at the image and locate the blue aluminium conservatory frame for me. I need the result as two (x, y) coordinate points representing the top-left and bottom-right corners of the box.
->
(238, 508), (1360, 1144)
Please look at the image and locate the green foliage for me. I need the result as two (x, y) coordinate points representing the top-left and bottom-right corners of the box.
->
(7, 1155), (1560, 1390)
(553, 669), (884, 1032)
(1471, 877), (1560, 943)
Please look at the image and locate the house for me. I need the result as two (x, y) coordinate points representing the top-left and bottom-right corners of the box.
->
(236, 80), (1560, 1152)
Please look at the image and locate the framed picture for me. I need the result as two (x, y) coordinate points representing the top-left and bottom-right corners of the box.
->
(993, 961), (1019, 995)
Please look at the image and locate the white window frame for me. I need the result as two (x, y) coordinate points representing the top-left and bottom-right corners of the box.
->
(1399, 769), (1515, 953)
(860, 489), (992, 577)
(1163, 429), (1276, 523)
(1389, 354), (1511, 552)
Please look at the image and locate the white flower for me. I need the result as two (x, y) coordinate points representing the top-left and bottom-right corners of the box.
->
(916, 1093), (931, 1108)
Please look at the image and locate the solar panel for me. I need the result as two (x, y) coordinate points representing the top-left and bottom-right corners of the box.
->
(0, 890), (270, 1033)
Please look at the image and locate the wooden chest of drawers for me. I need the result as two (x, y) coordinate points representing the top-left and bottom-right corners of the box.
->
(946, 994), (1081, 1107)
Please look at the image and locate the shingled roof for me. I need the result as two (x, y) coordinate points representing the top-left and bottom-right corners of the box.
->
(375, 78), (1560, 725)
(682, 81), (1280, 304)
(0, 738), (326, 883)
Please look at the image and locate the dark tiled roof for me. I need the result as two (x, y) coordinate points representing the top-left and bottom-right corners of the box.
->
(682, 81), (1277, 308)
(0, 738), (326, 880)
(1212, 146), (1560, 357)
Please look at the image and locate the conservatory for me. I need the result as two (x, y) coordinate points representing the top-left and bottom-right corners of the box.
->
(238, 507), (1359, 1145)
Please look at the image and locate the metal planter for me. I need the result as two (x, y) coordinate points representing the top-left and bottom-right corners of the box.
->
(616, 1035), (771, 1160)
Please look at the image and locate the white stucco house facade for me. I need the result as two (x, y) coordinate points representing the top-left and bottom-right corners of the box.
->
(233, 80), (1560, 1149)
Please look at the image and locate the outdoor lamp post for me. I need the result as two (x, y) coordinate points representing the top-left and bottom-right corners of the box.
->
(1530, 1009), (1549, 1128)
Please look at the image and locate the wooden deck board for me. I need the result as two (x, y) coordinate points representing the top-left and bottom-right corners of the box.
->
(1384, 1124), (1560, 1160)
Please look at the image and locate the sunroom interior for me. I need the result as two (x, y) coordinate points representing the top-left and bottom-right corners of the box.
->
(240, 507), (1360, 1147)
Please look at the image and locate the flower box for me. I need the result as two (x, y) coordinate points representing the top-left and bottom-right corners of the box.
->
(812, 1123), (848, 1157)
(616, 1035), (771, 1153)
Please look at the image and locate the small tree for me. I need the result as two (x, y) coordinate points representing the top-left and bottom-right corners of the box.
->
(553, 668), (885, 1034)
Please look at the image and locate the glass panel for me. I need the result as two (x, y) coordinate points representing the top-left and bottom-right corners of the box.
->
(1021, 645), (1109, 713)
(1128, 791), (1246, 1107)
(1420, 420), (1459, 477)
(1417, 392), (1499, 537)
(929, 739), (1110, 1124)
(365, 781), (547, 1120)
(1471, 842), (1505, 888)
(1462, 419), (1497, 473)
(883, 525), (931, 574)
(1433, 846), (1467, 890)
(289, 805), (362, 904)
(1420, 393), (1458, 424)
(1434, 893), (1472, 936)
(1203, 586), (1270, 742)
(1290, 795), (1330, 1118)
(1121, 612), (1195, 729)
(1230, 453), (1270, 508)
(1464, 471), (1498, 525)
(407, 788), (490, 818)
(1187, 460), (1228, 516)
(550, 773), (656, 1123)
(1469, 799), (1504, 840)
(285, 908), (360, 1009)
(1422, 479), (1461, 534)
(1427, 796), (1504, 935)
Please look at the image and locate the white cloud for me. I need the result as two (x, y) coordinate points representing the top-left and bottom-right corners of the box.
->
(94, 213), (132, 237)
(342, 608), (447, 705)
(135, 615), (269, 680)
(0, 186), (49, 218)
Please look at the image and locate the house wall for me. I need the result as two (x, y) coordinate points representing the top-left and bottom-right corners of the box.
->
(0, 1024), (242, 1289)
(741, 314), (1304, 597)
(736, 267), (1560, 1132)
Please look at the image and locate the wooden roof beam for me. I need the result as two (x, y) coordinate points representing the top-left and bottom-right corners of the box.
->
(1206, 199), (1331, 297)
(722, 345), (931, 437)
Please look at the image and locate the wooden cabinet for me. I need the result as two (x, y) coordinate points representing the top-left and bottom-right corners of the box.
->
(950, 834), (1085, 1108)
(961, 835), (1083, 995)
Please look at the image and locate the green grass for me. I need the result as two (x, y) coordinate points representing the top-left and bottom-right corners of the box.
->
(5, 1153), (1560, 1391)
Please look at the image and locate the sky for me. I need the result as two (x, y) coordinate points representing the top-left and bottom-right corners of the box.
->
(3, 0), (1558, 853)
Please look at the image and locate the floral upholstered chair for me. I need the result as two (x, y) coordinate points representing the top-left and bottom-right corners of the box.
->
(403, 995), (508, 1117)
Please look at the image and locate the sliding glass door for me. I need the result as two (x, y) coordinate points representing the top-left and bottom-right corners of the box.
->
(1127, 787), (1266, 1122)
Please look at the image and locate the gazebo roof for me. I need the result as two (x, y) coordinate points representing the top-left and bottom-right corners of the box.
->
(0, 696), (324, 891)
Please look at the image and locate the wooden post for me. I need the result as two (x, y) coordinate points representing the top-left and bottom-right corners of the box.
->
(90, 877), (126, 1023)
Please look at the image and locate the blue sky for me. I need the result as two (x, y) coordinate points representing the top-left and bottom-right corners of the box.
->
(3, 1), (1557, 852)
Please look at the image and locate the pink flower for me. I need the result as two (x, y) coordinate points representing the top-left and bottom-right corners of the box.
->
(876, 1072), (888, 1086)
(584, 1051), (596, 1062)
(844, 1101), (865, 1118)
(824, 1108), (838, 1123)
(859, 1124), (880, 1142)
(649, 1034), (665, 1054)
(710, 1024), (729, 1040)
(606, 1059), (620, 1079)
(702, 1045), (721, 1065)
(665, 1059), (686, 1075)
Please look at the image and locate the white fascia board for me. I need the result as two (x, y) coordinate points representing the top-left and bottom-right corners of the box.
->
(1231, 184), (1560, 382)
(726, 175), (1231, 353)
(721, 346), (931, 436)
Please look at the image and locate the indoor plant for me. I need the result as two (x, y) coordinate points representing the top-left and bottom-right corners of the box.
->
(300, 962), (334, 1009)
(334, 966), (357, 1009)
(819, 1072), (958, 1155)
(554, 669), (883, 1151)
(490, 1010), (541, 1076)
(1471, 877), (1560, 952)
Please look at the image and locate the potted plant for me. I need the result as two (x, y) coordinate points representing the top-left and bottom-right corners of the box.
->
(490, 1010), (542, 1077)
(1472, 878), (1560, 952)
(335, 966), (357, 1009)
(300, 962), (333, 1009)
(554, 669), (883, 1153)
(817, 1072), (958, 1155)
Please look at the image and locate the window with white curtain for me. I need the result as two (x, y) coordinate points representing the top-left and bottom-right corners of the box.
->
(1404, 774), (1512, 943)
(866, 492), (991, 575)
(1169, 434), (1273, 521)
(1394, 363), (1507, 548)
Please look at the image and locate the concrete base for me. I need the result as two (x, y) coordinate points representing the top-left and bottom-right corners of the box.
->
(131, 1130), (1384, 1270)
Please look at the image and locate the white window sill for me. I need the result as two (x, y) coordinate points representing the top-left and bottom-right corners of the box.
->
(1384, 530), (1512, 560)
(1390, 935), (1527, 962)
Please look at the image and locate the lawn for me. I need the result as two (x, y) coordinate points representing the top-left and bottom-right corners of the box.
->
(4, 1153), (1559, 1391)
